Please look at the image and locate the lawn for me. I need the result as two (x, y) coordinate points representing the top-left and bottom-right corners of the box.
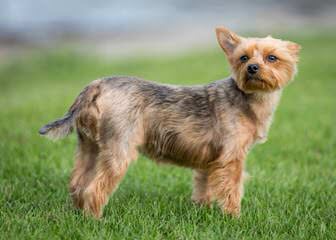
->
(0, 33), (335, 239)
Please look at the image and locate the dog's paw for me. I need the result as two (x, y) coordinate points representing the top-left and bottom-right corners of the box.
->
(191, 195), (212, 207)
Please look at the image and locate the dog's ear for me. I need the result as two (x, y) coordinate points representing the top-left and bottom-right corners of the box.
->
(216, 26), (241, 55)
(286, 41), (301, 62)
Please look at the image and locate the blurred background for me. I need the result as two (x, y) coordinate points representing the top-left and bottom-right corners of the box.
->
(1, 0), (336, 59)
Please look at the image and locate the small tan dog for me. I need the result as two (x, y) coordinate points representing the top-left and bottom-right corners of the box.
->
(40, 26), (300, 218)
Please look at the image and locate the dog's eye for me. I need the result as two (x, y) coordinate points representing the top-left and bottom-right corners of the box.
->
(267, 55), (277, 62)
(240, 55), (249, 63)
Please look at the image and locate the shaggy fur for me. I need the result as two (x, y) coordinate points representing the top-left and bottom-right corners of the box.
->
(39, 26), (301, 218)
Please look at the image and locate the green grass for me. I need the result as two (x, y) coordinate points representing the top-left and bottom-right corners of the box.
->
(1, 33), (335, 239)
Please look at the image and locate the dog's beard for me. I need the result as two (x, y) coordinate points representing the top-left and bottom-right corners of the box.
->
(246, 74), (265, 83)
(241, 73), (276, 92)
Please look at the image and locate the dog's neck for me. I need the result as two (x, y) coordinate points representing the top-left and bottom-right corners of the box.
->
(227, 76), (282, 117)
(248, 90), (282, 120)
(247, 89), (282, 143)
(227, 77), (283, 142)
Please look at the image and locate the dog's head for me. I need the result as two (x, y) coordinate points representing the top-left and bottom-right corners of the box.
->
(216, 26), (301, 93)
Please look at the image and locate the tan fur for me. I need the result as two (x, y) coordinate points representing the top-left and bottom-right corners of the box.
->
(40, 27), (300, 218)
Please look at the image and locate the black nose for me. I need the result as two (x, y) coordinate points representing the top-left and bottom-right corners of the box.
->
(247, 64), (259, 74)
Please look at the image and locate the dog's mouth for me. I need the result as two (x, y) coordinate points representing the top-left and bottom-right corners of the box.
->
(246, 75), (264, 83)
(243, 75), (278, 92)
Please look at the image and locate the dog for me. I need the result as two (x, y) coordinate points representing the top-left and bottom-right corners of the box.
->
(39, 26), (300, 218)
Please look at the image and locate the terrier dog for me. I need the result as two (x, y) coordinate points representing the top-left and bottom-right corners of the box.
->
(39, 26), (300, 218)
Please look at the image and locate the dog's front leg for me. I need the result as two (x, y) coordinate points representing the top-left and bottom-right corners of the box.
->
(208, 152), (246, 217)
(191, 169), (211, 205)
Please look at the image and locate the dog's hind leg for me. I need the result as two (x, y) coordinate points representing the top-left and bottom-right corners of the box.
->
(69, 133), (99, 210)
(80, 143), (135, 218)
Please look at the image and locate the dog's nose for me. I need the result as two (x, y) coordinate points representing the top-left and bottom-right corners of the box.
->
(247, 64), (259, 74)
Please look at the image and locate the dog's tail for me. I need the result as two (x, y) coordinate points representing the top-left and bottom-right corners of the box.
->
(38, 112), (75, 140)
(39, 80), (101, 140)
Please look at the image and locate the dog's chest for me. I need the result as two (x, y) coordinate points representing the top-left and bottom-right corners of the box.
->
(251, 108), (275, 145)
(254, 130), (268, 144)
(247, 93), (280, 145)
